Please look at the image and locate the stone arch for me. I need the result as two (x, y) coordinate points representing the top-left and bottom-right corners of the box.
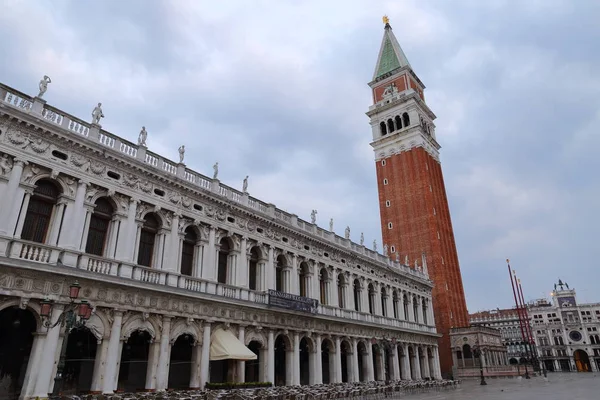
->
(138, 209), (166, 228)
(0, 299), (43, 331)
(179, 221), (201, 238)
(274, 331), (293, 350)
(120, 313), (160, 341)
(249, 244), (267, 260)
(170, 319), (202, 345)
(85, 308), (111, 341)
(29, 174), (68, 196)
(299, 335), (316, 353)
(244, 329), (267, 348)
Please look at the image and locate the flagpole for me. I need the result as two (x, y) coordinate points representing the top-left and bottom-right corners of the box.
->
(507, 259), (530, 379)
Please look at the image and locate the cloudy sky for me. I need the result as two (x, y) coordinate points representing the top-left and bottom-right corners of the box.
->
(1, 0), (599, 311)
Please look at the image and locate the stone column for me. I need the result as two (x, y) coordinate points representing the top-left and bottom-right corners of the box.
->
(90, 339), (109, 392)
(314, 335), (323, 384)
(145, 339), (161, 390)
(402, 344), (410, 380)
(292, 332), (300, 385)
(422, 348), (430, 379)
(189, 342), (202, 389)
(414, 347), (422, 380)
(102, 310), (123, 393)
(0, 159), (26, 236)
(13, 189), (32, 239)
(386, 291), (394, 318)
(115, 199), (138, 262)
(57, 180), (88, 249)
(238, 237), (248, 288)
(200, 321), (212, 389)
(290, 254), (298, 295)
(47, 199), (66, 246)
(265, 246), (273, 290)
(202, 228), (217, 281)
(407, 296), (415, 322)
(237, 326), (246, 383)
(162, 214), (180, 272)
(155, 316), (172, 390)
(392, 344), (400, 380)
(33, 304), (64, 398)
(19, 331), (47, 399)
(366, 341), (374, 381)
(352, 339), (360, 382)
(334, 336), (342, 383)
(329, 272), (339, 308)
(267, 330), (275, 385)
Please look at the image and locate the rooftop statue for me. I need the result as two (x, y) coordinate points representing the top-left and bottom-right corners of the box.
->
(178, 145), (185, 163)
(91, 103), (104, 126)
(38, 75), (51, 98)
(310, 210), (317, 224)
(213, 162), (219, 179)
(345, 226), (350, 240)
(242, 175), (249, 193)
(360, 232), (364, 246)
(138, 126), (147, 147)
(329, 218), (334, 232)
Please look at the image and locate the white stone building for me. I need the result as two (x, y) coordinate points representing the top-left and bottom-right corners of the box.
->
(529, 280), (600, 373)
(0, 82), (441, 399)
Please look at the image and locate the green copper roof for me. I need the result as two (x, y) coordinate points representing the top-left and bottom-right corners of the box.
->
(376, 36), (401, 77)
(373, 24), (411, 80)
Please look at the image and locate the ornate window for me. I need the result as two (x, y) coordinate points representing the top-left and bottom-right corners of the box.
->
(379, 121), (387, 136)
(393, 291), (399, 319)
(180, 226), (197, 276)
(21, 179), (61, 243)
(319, 268), (328, 305)
(299, 263), (309, 298)
(394, 115), (402, 130)
(402, 112), (410, 127)
(422, 300), (428, 325)
(275, 255), (286, 292)
(353, 279), (361, 312)
(85, 197), (114, 256)
(248, 247), (260, 291)
(381, 288), (387, 317)
(337, 273), (345, 308)
(403, 294), (409, 320)
(217, 237), (232, 284)
(413, 296), (419, 323)
(387, 118), (394, 133)
(368, 284), (375, 315)
(137, 213), (160, 267)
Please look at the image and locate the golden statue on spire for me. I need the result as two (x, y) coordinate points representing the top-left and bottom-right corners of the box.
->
(382, 15), (390, 25)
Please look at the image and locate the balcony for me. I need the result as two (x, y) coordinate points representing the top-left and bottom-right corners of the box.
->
(1, 237), (436, 334)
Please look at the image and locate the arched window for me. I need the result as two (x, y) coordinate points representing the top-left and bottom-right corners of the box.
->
(402, 112), (410, 128)
(380, 288), (387, 317)
(319, 269), (328, 305)
(249, 247), (260, 291)
(387, 119), (394, 133)
(392, 291), (399, 319)
(403, 294), (409, 320)
(422, 300), (428, 325)
(180, 226), (197, 276)
(337, 273), (345, 308)
(299, 262), (309, 298)
(21, 179), (61, 243)
(276, 255), (286, 292)
(379, 122), (387, 136)
(217, 238), (232, 284)
(85, 197), (114, 256)
(394, 115), (402, 130)
(413, 296), (419, 323)
(353, 279), (361, 311)
(368, 284), (375, 315)
(137, 213), (160, 267)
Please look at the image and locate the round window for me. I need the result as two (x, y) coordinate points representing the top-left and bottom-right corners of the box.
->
(569, 331), (582, 342)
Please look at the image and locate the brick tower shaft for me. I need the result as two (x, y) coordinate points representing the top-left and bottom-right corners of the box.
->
(367, 19), (469, 377)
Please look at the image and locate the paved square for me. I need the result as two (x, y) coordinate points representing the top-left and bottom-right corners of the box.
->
(404, 374), (599, 400)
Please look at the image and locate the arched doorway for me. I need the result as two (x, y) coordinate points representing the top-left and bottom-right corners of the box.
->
(217, 237), (233, 284)
(0, 307), (36, 399)
(245, 341), (262, 382)
(574, 350), (591, 372)
(321, 339), (334, 384)
(397, 345), (405, 379)
(62, 327), (98, 394)
(299, 337), (311, 385)
(462, 344), (473, 367)
(117, 330), (151, 392)
(168, 335), (194, 389)
(357, 342), (367, 382)
(274, 335), (290, 386)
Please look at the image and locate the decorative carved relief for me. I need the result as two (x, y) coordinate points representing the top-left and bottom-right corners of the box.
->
(0, 154), (13, 178)
(6, 127), (51, 154)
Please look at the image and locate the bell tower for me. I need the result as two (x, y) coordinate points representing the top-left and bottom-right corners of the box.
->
(367, 17), (469, 376)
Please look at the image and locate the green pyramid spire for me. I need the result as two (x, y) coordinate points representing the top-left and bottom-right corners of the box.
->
(373, 22), (411, 80)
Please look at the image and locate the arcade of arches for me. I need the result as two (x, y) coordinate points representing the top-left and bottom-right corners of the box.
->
(0, 302), (441, 400)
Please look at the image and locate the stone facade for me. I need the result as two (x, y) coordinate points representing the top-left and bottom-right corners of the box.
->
(367, 22), (469, 376)
(0, 81), (442, 400)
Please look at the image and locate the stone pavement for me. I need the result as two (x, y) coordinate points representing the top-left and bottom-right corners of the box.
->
(401, 373), (599, 400)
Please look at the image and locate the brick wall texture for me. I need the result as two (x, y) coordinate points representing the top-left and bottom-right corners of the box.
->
(376, 146), (469, 376)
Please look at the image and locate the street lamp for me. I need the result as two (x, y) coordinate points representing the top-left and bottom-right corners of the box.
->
(472, 346), (487, 386)
(40, 281), (92, 399)
(520, 351), (530, 379)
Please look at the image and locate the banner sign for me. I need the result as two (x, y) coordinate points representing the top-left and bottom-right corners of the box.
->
(268, 290), (319, 313)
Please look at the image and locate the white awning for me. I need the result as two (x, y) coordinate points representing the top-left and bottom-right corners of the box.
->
(210, 328), (258, 361)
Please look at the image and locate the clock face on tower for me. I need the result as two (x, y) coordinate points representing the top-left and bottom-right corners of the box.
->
(559, 296), (576, 307)
(569, 331), (582, 342)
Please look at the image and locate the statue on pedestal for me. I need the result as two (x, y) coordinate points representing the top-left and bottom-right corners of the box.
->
(242, 176), (249, 193)
(344, 226), (350, 240)
(310, 210), (317, 224)
(91, 103), (104, 126)
(383, 244), (389, 257)
(38, 75), (51, 98)
(329, 218), (334, 232)
(360, 232), (364, 246)
(373, 240), (377, 251)
(178, 145), (185, 163)
(213, 162), (219, 179)
(138, 126), (148, 147)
